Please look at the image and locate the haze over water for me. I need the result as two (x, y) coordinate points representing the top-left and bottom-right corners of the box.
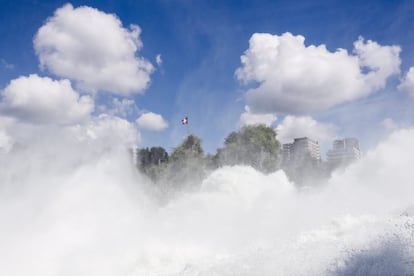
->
(0, 126), (413, 276)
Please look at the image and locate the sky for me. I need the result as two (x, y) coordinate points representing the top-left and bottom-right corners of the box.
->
(1, 0), (414, 156)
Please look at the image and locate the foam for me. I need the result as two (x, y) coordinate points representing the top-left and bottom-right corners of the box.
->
(0, 127), (413, 275)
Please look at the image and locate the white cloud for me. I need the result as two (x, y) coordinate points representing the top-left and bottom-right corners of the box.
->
(69, 114), (140, 147)
(34, 4), (154, 95)
(0, 113), (139, 154)
(236, 33), (401, 114)
(98, 98), (137, 118)
(0, 117), (14, 152)
(239, 105), (277, 127)
(275, 115), (337, 144)
(353, 37), (401, 90)
(381, 118), (399, 130)
(398, 67), (414, 96)
(156, 54), (162, 66)
(111, 98), (136, 117)
(1, 58), (14, 70)
(136, 112), (168, 131)
(1, 74), (93, 124)
(0, 130), (13, 152)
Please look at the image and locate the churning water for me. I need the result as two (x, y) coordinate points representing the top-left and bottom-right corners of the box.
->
(1, 126), (414, 275)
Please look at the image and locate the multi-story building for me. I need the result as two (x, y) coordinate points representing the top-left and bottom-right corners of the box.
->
(326, 138), (360, 168)
(281, 137), (321, 168)
(281, 143), (293, 164)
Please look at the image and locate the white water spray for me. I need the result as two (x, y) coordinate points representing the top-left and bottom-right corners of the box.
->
(0, 125), (414, 275)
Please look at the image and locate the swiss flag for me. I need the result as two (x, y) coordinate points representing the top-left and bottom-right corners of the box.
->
(181, 116), (188, 125)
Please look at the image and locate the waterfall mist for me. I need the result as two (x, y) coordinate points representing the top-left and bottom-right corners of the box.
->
(0, 126), (414, 275)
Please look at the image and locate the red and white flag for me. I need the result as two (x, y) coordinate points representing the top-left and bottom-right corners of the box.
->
(181, 116), (188, 125)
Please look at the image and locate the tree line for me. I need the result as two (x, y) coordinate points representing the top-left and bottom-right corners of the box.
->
(136, 125), (281, 191)
(136, 124), (330, 192)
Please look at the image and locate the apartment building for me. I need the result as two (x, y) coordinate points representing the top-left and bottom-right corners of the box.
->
(281, 137), (321, 167)
(326, 138), (360, 168)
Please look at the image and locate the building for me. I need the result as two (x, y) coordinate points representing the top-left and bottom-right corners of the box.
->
(281, 143), (293, 164)
(281, 137), (321, 168)
(326, 138), (360, 168)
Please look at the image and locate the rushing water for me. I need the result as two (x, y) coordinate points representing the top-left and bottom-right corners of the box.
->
(0, 127), (414, 275)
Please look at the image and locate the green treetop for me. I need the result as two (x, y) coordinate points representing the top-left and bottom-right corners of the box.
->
(216, 124), (281, 173)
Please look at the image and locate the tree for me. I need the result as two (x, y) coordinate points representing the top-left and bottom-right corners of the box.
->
(216, 124), (281, 173)
(136, 136), (207, 190)
(137, 147), (168, 167)
(137, 147), (169, 181)
(170, 135), (203, 161)
(162, 135), (207, 190)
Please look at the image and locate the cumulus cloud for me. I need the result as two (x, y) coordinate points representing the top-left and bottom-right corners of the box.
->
(236, 33), (401, 114)
(34, 4), (154, 95)
(0, 130), (13, 152)
(98, 98), (137, 118)
(136, 112), (168, 131)
(239, 105), (277, 127)
(156, 54), (162, 66)
(111, 98), (136, 117)
(0, 117), (14, 152)
(1, 74), (93, 125)
(0, 113), (139, 154)
(275, 115), (337, 144)
(69, 114), (140, 147)
(353, 37), (401, 90)
(398, 67), (414, 96)
(381, 118), (399, 131)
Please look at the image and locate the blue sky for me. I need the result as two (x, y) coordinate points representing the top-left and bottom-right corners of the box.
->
(1, 0), (414, 156)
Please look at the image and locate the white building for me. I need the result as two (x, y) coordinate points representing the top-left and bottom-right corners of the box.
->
(326, 138), (360, 168)
(281, 137), (321, 167)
